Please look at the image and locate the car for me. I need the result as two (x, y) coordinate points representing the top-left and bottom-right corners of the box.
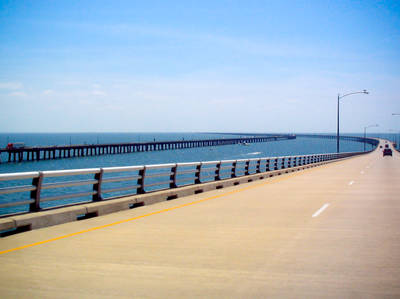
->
(383, 148), (392, 156)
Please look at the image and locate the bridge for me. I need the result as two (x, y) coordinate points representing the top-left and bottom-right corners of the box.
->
(0, 135), (295, 163)
(206, 132), (380, 146)
(0, 140), (398, 297)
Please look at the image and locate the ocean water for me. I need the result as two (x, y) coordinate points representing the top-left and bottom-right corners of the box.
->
(0, 132), (383, 174)
(0, 132), (388, 216)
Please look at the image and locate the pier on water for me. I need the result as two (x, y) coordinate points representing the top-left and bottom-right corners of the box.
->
(0, 135), (295, 163)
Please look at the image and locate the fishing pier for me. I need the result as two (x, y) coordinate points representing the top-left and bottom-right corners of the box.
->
(0, 135), (295, 163)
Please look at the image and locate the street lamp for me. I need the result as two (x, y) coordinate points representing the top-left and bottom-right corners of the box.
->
(364, 124), (378, 151)
(393, 114), (400, 149)
(388, 129), (397, 141)
(337, 90), (369, 153)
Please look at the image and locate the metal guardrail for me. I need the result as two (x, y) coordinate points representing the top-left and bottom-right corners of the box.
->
(0, 151), (369, 216)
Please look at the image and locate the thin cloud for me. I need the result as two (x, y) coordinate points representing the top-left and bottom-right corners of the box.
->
(9, 91), (27, 97)
(43, 89), (54, 95)
(0, 82), (23, 90)
(34, 22), (341, 60)
(91, 90), (106, 96)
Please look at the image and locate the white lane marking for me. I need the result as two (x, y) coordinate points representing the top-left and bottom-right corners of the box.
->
(312, 203), (330, 218)
(349, 180), (354, 185)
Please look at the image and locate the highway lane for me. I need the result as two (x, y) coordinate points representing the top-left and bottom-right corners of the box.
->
(0, 141), (399, 298)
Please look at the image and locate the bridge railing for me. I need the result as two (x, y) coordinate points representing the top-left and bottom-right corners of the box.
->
(0, 151), (369, 216)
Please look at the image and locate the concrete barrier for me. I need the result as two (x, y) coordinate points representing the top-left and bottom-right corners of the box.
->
(12, 206), (87, 230)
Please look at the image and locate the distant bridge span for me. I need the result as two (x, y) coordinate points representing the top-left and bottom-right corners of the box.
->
(0, 135), (295, 163)
(206, 132), (379, 146)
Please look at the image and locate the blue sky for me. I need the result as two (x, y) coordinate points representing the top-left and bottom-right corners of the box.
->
(0, 0), (399, 133)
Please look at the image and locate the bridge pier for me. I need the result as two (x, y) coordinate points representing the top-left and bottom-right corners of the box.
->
(0, 135), (298, 163)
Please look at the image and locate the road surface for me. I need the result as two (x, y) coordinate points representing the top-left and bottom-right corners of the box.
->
(0, 141), (399, 298)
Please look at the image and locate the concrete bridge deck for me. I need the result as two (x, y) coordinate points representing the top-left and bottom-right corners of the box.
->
(0, 141), (399, 298)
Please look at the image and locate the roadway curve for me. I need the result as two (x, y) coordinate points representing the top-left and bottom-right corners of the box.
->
(0, 140), (399, 298)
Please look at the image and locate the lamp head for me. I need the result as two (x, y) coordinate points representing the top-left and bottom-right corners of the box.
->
(363, 89), (369, 94)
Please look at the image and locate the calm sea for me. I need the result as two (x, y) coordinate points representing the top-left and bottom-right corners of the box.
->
(0, 132), (391, 215)
(0, 132), (386, 174)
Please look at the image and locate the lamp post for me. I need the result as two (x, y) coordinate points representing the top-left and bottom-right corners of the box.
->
(364, 124), (378, 152)
(337, 90), (369, 153)
(393, 114), (400, 150)
(389, 129), (400, 150)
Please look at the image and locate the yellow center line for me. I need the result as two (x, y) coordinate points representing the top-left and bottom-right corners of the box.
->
(0, 163), (335, 255)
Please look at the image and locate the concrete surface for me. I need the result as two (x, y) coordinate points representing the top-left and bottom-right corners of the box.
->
(0, 141), (399, 298)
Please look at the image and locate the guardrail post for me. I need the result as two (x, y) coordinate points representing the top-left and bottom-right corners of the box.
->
(231, 161), (237, 178)
(256, 159), (261, 173)
(244, 160), (250, 175)
(137, 167), (146, 194)
(266, 159), (270, 171)
(93, 169), (104, 201)
(215, 162), (221, 180)
(194, 163), (202, 184)
(30, 171), (44, 212)
(287, 157), (291, 168)
(274, 158), (278, 170)
(170, 164), (178, 188)
(281, 157), (286, 169)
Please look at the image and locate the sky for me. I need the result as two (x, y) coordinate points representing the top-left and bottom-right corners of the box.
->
(0, 0), (399, 133)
